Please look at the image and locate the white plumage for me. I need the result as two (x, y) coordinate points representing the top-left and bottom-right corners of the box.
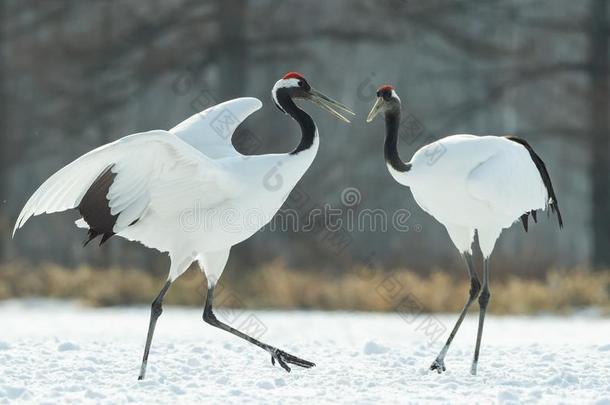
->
(13, 72), (354, 378)
(367, 85), (562, 376)
(14, 98), (313, 280)
(390, 135), (551, 257)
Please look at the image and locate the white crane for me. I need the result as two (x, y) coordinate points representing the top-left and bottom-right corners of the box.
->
(13, 72), (354, 380)
(366, 85), (562, 375)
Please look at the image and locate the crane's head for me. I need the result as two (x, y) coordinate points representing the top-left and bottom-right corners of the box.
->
(366, 85), (401, 123)
(272, 72), (354, 123)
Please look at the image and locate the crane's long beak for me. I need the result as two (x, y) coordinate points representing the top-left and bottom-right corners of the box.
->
(308, 88), (355, 123)
(366, 97), (384, 123)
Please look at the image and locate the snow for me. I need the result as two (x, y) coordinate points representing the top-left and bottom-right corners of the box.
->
(0, 300), (609, 404)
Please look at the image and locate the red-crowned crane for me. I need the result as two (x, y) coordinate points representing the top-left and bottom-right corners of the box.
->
(366, 85), (562, 375)
(13, 72), (354, 379)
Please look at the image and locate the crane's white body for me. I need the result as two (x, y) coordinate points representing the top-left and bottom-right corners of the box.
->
(388, 134), (549, 257)
(14, 98), (319, 282)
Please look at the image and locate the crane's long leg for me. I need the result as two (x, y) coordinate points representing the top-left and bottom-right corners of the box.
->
(430, 252), (481, 373)
(471, 257), (491, 375)
(202, 285), (315, 372)
(138, 280), (172, 380)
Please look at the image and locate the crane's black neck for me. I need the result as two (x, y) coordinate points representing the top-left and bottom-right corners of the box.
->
(384, 110), (411, 172)
(276, 89), (317, 155)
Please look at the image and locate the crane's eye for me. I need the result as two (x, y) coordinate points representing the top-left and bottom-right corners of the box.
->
(298, 80), (304, 87)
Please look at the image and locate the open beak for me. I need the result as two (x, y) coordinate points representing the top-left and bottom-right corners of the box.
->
(366, 97), (384, 123)
(308, 88), (355, 123)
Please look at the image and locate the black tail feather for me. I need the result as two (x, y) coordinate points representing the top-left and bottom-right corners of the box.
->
(99, 232), (114, 246)
(506, 136), (563, 230)
(520, 213), (529, 232)
(83, 229), (101, 246)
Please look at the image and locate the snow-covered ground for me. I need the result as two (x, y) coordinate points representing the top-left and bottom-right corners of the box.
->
(0, 300), (609, 404)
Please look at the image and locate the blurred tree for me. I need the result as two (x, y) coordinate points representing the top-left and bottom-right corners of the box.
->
(217, 0), (247, 99)
(589, 0), (610, 268)
(0, 0), (602, 276)
(386, 0), (609, 269)
(0, 0), (6, 260)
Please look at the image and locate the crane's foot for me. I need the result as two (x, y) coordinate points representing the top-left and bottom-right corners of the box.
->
(430, 358), (446, 374)
(269, 348), (315, 372)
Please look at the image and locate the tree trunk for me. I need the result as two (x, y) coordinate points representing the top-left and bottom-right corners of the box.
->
(0, 1), (8, 261)
(589, 0), (610, 268)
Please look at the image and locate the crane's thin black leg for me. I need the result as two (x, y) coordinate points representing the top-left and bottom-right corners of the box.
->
(430, 252), (481, 373)
(202, 285), (315, 372)
(471, 257), (491, 375)
(138, 280), (172, 380)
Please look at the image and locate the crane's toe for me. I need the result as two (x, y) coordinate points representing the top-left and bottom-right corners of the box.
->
(430, 358), (446, 374)
(269, 348), (316, 372)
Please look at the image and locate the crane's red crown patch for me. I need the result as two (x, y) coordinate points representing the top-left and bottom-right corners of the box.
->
(283, 72), (305, 80)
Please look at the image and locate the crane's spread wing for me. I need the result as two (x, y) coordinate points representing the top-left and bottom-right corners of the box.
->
(466, 137), (562, 230)
(13, 130), (241, 243)
(170, 97), (262, 159)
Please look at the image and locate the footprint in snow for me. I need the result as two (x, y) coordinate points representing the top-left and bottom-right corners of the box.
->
(363, 341), (389, 355)
(57, 342), (80, 352)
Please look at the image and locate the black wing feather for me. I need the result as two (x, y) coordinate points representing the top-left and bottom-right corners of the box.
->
(78, 165), (118, 246)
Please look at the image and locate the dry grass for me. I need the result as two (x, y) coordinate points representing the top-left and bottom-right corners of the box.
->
(1, 261), (609, 315)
